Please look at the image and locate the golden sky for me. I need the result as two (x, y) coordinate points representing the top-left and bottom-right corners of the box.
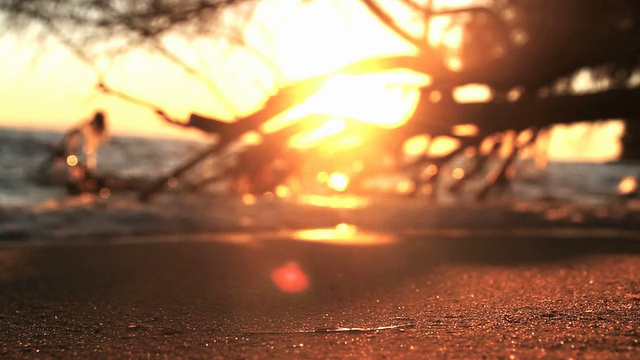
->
(0, 0), (417, 138)
(0, 0), (624, 161)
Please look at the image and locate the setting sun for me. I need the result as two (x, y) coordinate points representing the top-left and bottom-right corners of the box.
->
(327, 172), (350, 192)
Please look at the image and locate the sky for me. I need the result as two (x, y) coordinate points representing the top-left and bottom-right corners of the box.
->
(0, 0), (625, 161)
(0, 0), (419, 138)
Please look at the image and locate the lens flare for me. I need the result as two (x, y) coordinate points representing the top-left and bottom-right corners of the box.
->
(270, 261), (310, 293)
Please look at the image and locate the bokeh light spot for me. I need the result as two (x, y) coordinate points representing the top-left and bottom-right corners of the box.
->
(66, 155), (78, 167)
(242, 193), (257, 205)
(396, 180), (416, 195)
(316, 171), (329, 184)
(403, 135), (429, 156)
(452, 167), (465, 180)
(167, 177), (179, 188)
(99, 187), (111, 199)
(451, 124), (479, 137)
(275, 185), (290, 198)
(327, 172), (349, 192)
(270, 261), (310, 293)
(619, 176), (638, 195)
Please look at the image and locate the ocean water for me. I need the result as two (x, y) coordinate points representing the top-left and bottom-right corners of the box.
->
(1, 127), (639, 242)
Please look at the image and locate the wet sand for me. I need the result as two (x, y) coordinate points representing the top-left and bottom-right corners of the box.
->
(1, 229), (639, 359)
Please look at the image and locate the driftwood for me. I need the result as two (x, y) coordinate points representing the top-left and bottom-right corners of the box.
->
(139, 115), (335, 200)
(137, 85), (640, 201)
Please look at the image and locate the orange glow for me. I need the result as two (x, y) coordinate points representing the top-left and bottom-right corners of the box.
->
(241, 193), (257, 205)
(446, 57), (463, 72)
(452, 167), (465, 180)
(270, 261), (310, 293)
(260, 70), (430, 152)
(287, 118), (346, 149)
(453, 84), (493, 103)
(240, 131), (263, 146)
(299, 194), (368, 209)
(327, 172), (350, 192)
(480, 136), (498, 155)
(316, 171), (329, 184)
(66, 155), (79, 167)
(296, 72), (427, 127)
(419, 164), (439, 182)
(3, 0), (623, 165)
(516, 128), (535, 146)
(428, 136), (460, 157)
(428, 15), (465, 72)
(327, 134), (366, 151)
(548, 121), (624, 162)
(428, 15), (464, 49)
(272, 1), (419, 80)
(291, 223), (396, 246)
(275, 185), (290, 198)
(451, 124), (479, 137)
(396, 180), (416, 194)
(403, 135), (430, 156)
(619, 177), (638, 195)
(99, 187), (111, 199)
(428, 90), (442, 103)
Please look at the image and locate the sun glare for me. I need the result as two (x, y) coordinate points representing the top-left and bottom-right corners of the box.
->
(291, 223), (397, 246)
(252, 0), (500, 158)
(287, 118), (346, 149)
(327, 172), (350, 192)
(300, 72), (427, 127)
(259, 69), (430, 153)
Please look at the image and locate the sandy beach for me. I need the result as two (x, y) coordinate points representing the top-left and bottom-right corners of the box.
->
(1, 227), (639, 359)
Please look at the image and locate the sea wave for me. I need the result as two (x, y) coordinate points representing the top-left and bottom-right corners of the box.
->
(1, 127), (639, 242)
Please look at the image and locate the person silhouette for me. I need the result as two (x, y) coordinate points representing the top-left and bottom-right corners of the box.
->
(37, 111), (110, 193)
(81, 111), (109, 170)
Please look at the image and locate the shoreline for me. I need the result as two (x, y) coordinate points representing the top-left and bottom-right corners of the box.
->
(2, 193), (640, 244)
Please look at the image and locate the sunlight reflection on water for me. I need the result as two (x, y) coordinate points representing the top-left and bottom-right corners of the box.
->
(290, 223), (397, 246)
(297, 194), (369, 209)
